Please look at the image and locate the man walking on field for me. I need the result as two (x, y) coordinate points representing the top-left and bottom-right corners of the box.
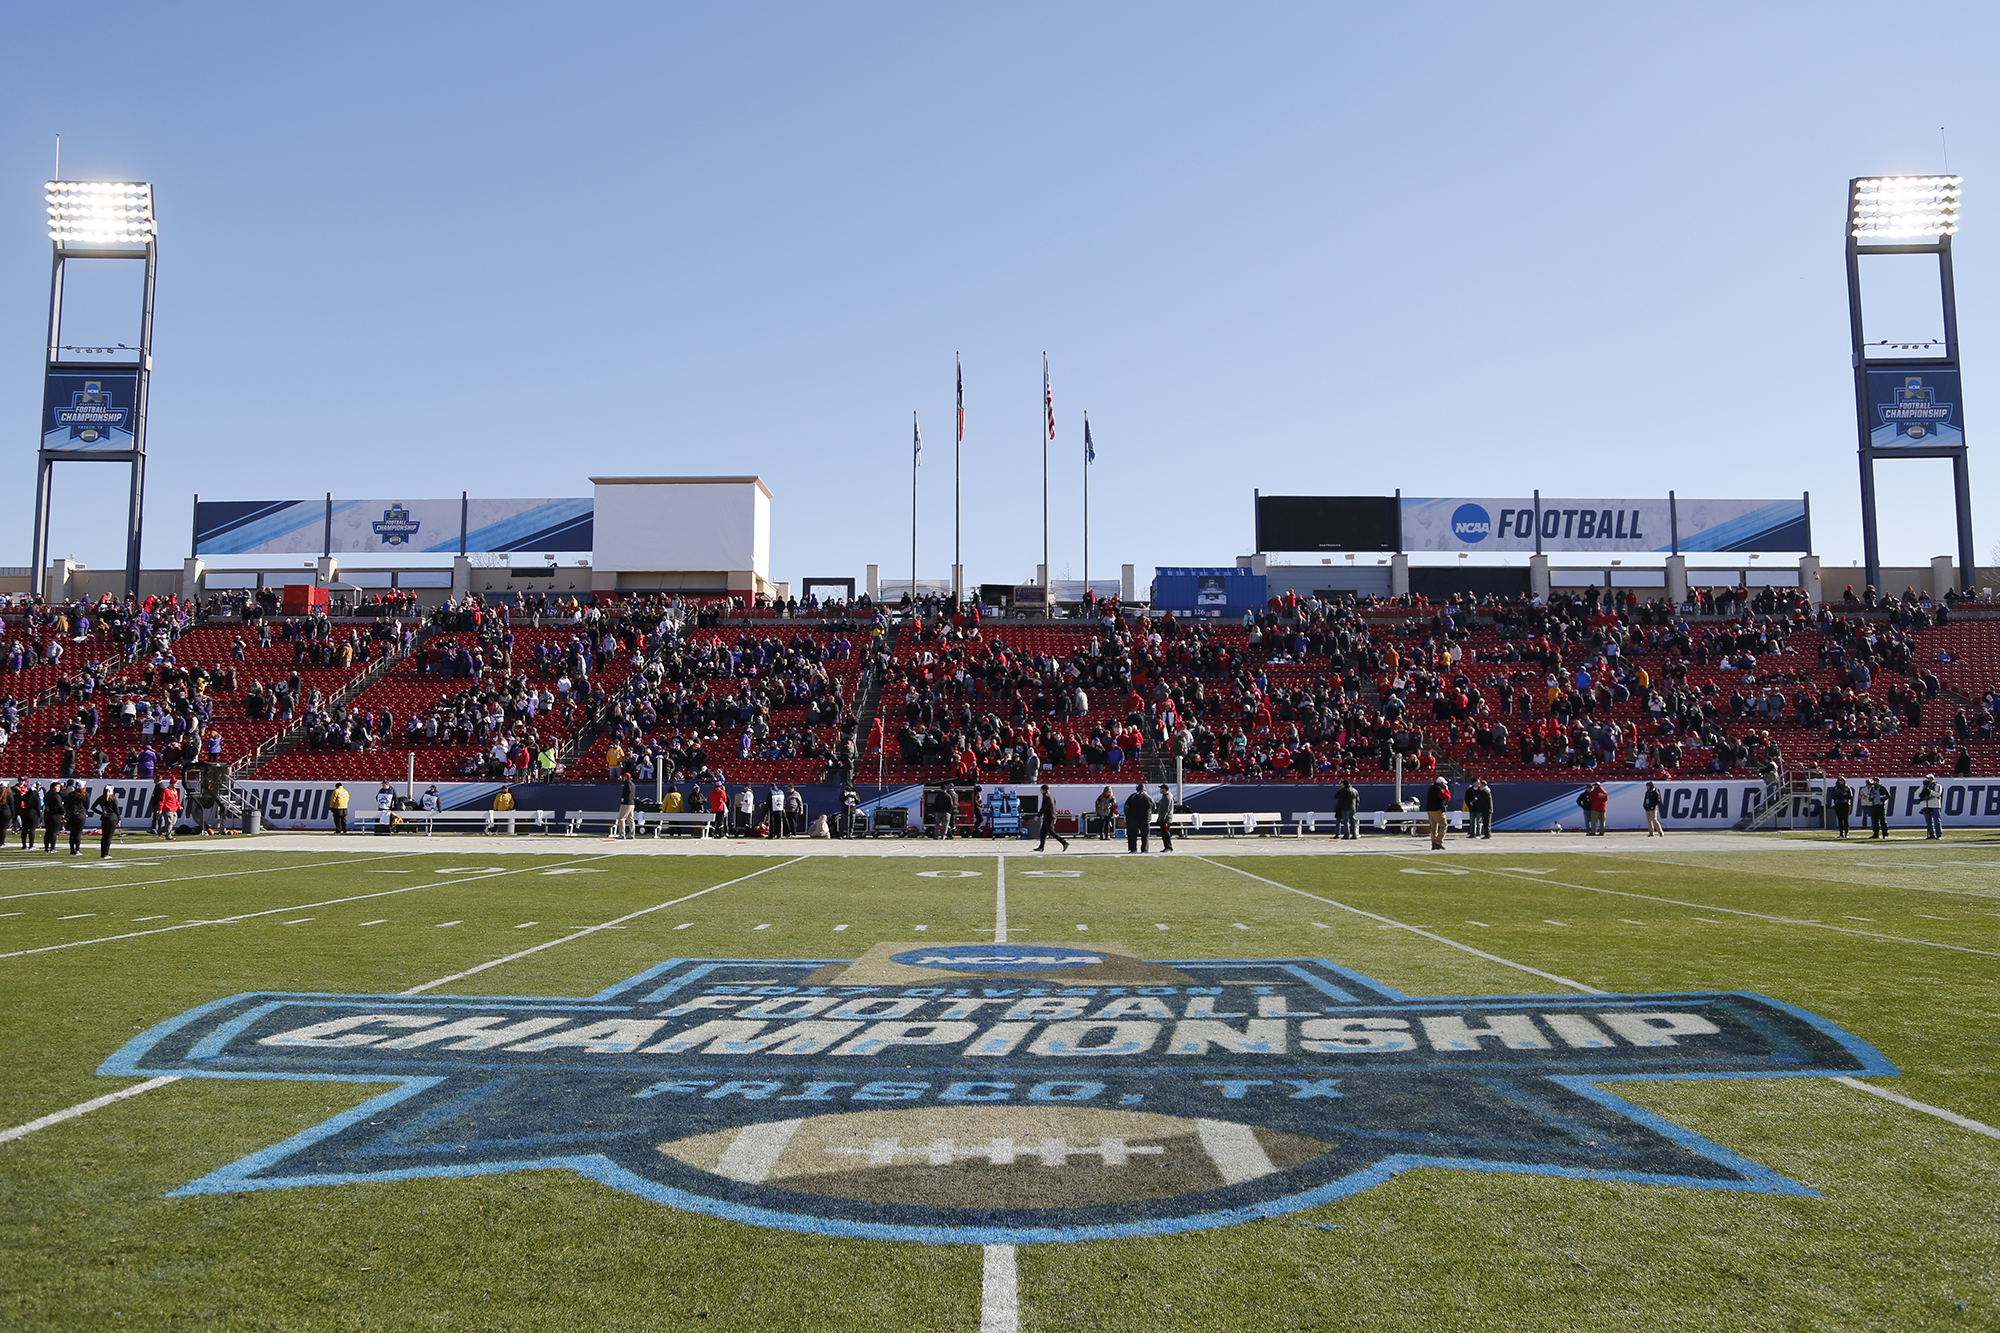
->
(1425, 777), (1451, 849)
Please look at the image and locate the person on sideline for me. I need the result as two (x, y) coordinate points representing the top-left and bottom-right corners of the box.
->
(1157, 784), (1176, 852)
(1094, 787), (1117, 841)
(1334, 778), (1360, 840)
(1863, 777), (1891, 839)
(616, 773), (638, 840)
(330, 782), (350, 834)
(1123, 783), (1153, 854)
(157, 782), (183, 841)
(1465, 778), (1493, 840)
(1920, 774), (1945, 839)
(1642, 781), (1665, 836)
(1828, 777), (1853, 839)
(1424, 777), (1451, 849)
(91, 785), (121, 859)
(1035, 783), (1069, 851)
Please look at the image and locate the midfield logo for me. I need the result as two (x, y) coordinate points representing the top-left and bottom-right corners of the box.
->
(109, 943), (1891, 1243)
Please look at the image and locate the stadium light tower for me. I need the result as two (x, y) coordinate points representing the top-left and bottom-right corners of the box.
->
(33, 179), (158, 599)
(1846, 175), (1975, 594)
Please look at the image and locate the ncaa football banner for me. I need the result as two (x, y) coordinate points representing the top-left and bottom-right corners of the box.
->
(109, 942), (1889, 1241)
(1400, 497), (1809, 554)
(41, 369), (140, 453)
(1866, 369), (1963, 449)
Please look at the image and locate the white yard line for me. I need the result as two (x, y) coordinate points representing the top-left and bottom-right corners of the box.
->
(399, 857), (807, 995)
(0, 851), (421, 903)
(1831, 1077), (2000, 1140)
(981, 1243), (1020, 1333)
(994, 855), (1007, 943)
(1194, 857), (1605, 994)
(0, 1076), (183, 1145)
(0, 858), (600, 961)
(1456, 864), (2000, 959)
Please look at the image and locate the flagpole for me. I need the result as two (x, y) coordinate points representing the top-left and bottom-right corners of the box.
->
(912, 411), (919, 607)
(954, 355), (962, 606)
(1082, 411), (1090, 600)
(1042, 354), (1050, 597)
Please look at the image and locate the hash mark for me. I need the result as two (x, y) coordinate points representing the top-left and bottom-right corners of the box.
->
(359, 920), (387, 926)
(514, 922), (539, 929)
(435, 921), (462, 928)
(282, 918), (313, 926)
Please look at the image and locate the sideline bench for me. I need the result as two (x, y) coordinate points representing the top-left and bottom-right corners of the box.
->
(1370, 810), (1467, 835)
(358, 810), (553, 835)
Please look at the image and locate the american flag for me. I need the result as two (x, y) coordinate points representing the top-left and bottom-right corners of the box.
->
(1085, 413), (1095, 464)
(1043, 354), (1054, 442)
(956, 355), (964, 443)
(913, 412), (922, 464)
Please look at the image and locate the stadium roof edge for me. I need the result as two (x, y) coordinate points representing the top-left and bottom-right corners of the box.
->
(590, 476), (772, 499)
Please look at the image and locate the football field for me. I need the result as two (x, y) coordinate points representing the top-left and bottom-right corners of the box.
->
(1, 833), (1995, 1331)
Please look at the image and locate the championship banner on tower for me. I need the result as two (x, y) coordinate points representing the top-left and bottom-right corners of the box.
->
(41, 369), (140, 453)
(1865, 369), (1963, 449)
(193, 498), (593, 555)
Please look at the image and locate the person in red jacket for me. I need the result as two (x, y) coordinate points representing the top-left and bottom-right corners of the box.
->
(1580, 781), (1610, 835)
(157, 783), (184, 841)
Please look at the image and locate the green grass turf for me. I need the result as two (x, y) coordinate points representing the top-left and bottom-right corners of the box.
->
(0, 839), (1995, 1330)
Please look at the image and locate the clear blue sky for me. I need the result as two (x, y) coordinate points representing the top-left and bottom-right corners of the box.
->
(3, 2), (1994, 584)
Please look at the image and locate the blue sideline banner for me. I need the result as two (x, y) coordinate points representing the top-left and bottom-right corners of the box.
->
(194, 498), (593, 556)
(1399, 496), (1809, 554)
(181, 778), (2000, 834)
(41, 369), (140, 453)
(1866, 369), (1963, 449)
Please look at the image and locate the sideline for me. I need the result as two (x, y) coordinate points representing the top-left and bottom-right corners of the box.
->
(1445, 862), (2000, 959)
(0, 851), (422, 903)
(1194, 856), (1605, 994)
(0, 856), (604, 961)
(402, 857), (807, 994)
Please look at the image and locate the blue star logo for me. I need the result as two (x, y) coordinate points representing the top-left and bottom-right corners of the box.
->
(108, 950), (1891, 1243)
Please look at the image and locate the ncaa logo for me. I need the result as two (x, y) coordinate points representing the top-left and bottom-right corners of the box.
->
(1451, 503), (1492, 544)
(114, 943), (1891, 1243)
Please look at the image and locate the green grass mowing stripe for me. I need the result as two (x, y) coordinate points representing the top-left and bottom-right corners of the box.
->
(398, 856), (806, 994)
(1433, 860), (2000, 958)
(1194, 856), (1605, 994)
(0, 850), (424, 903)
(0, 855), (715, 1143)
(0, 855), (608, 960)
